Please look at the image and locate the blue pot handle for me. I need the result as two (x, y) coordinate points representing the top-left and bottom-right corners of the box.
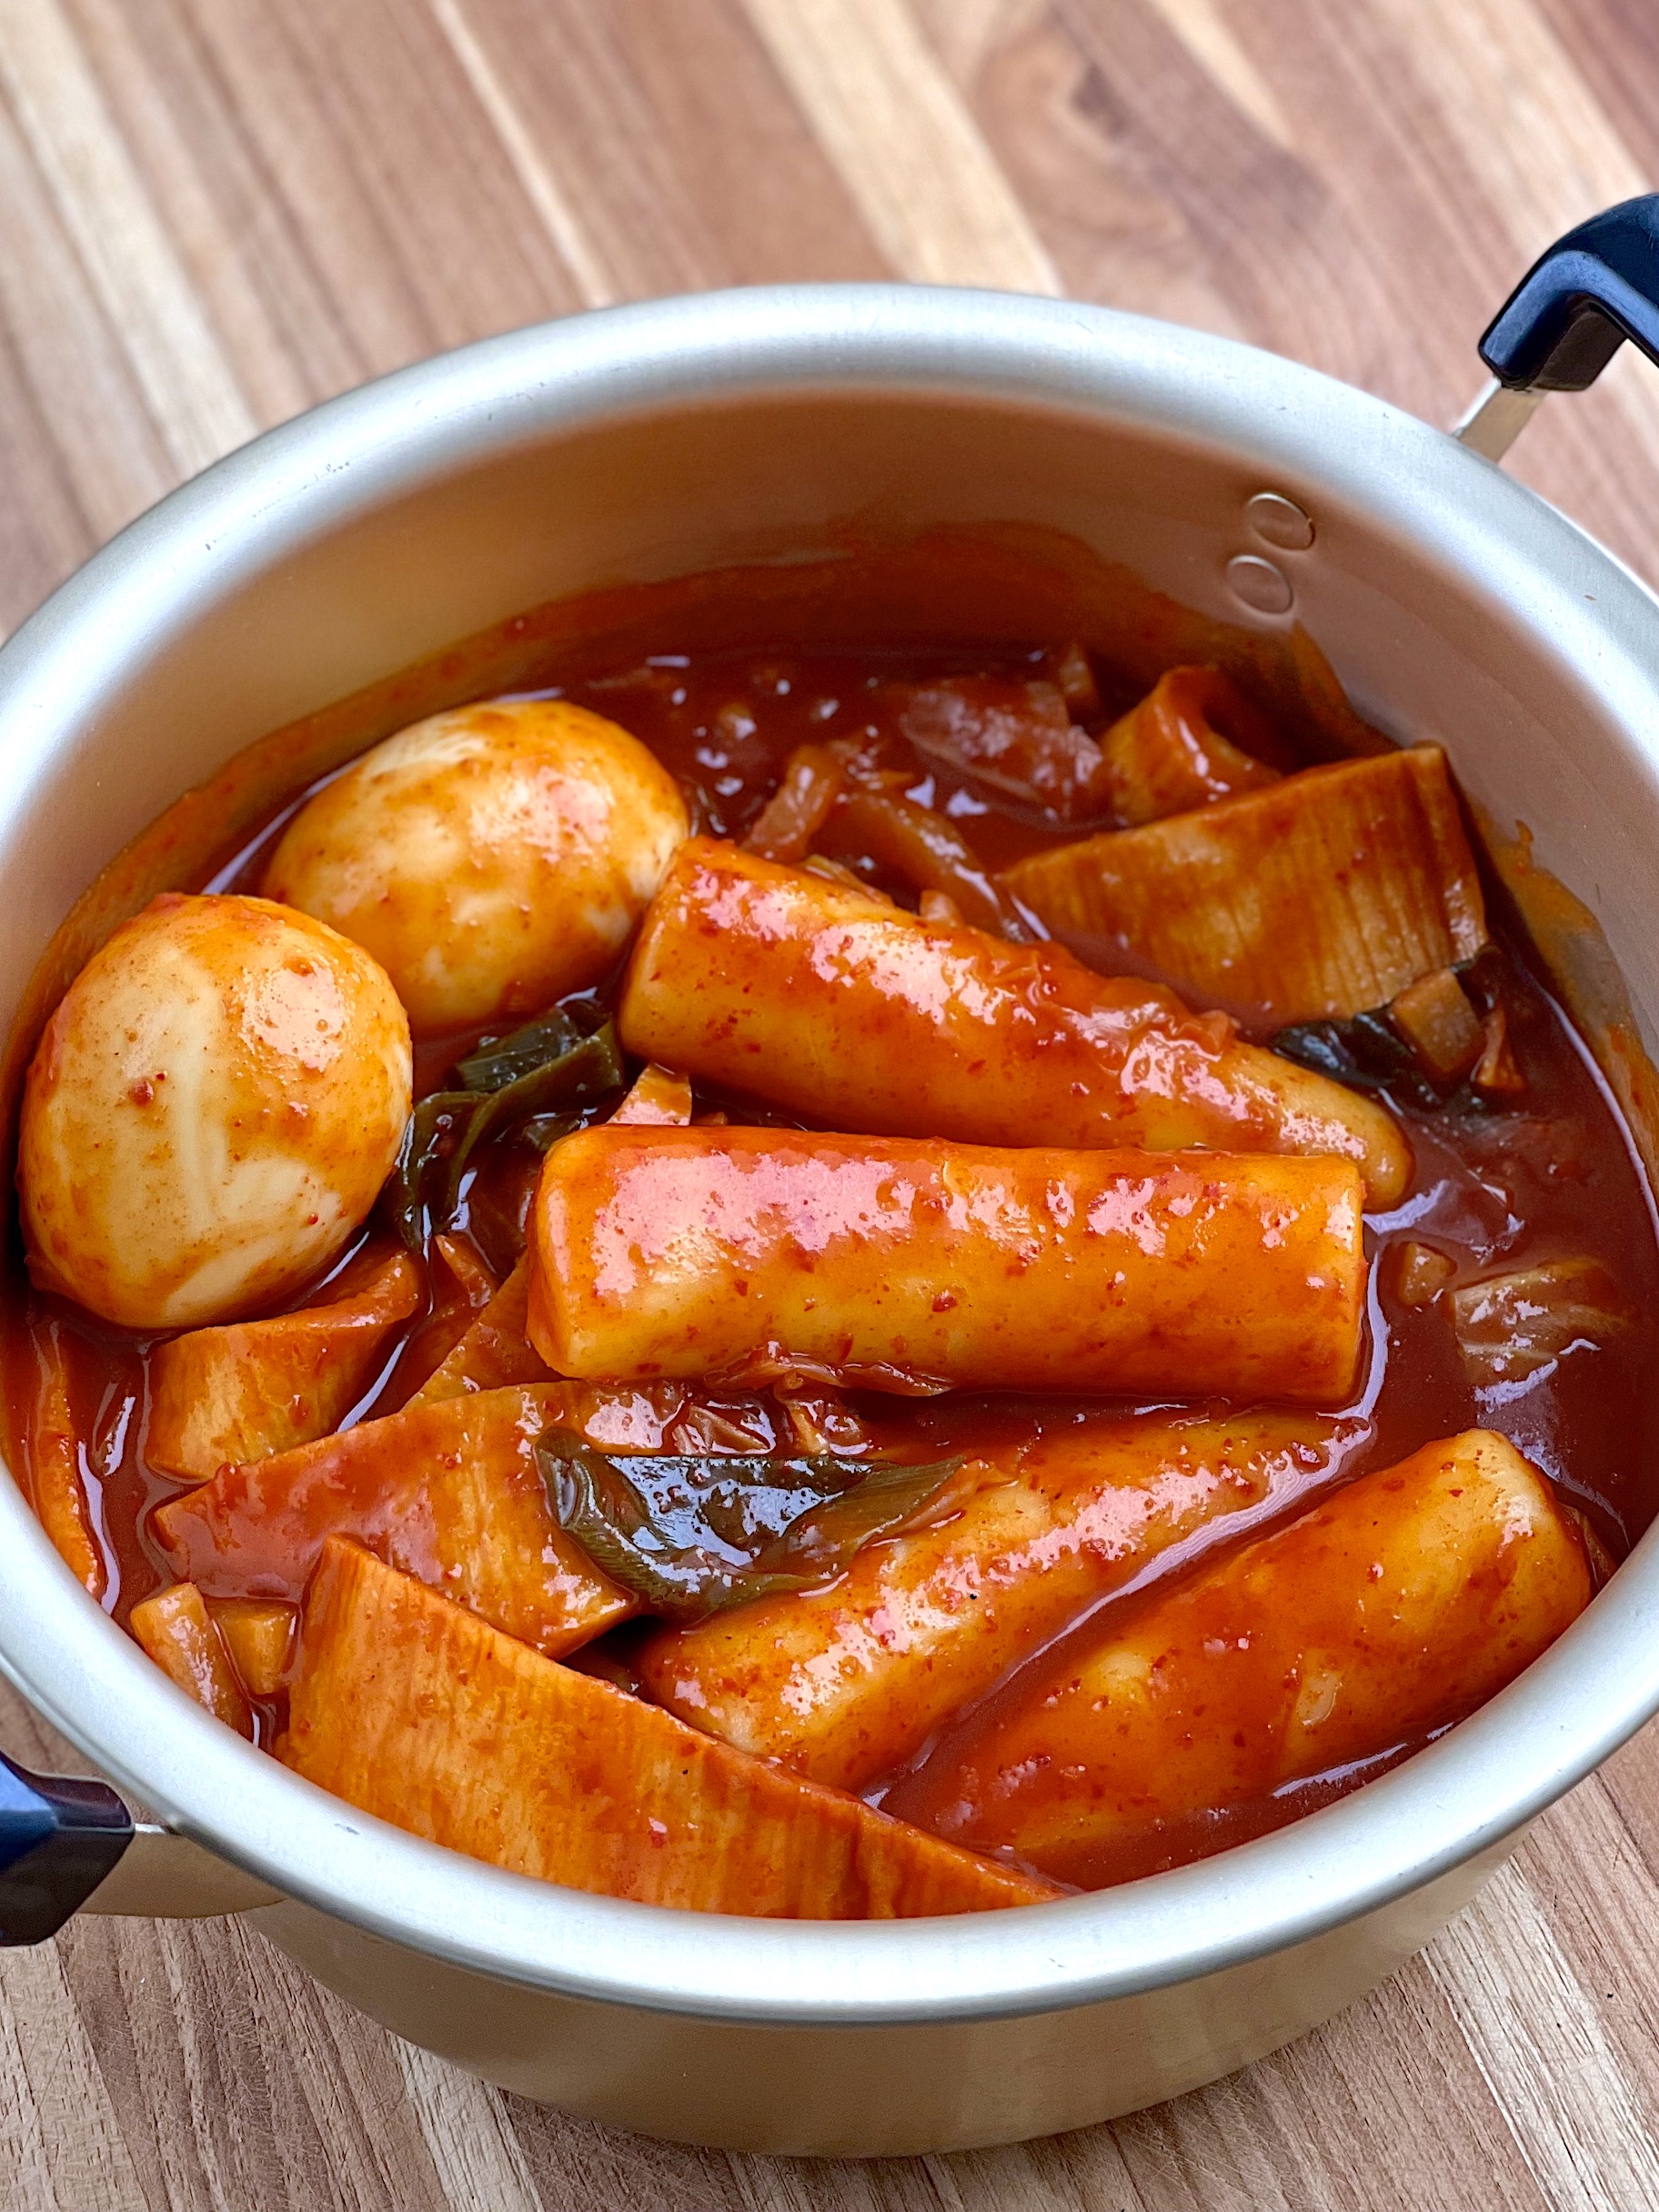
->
(1480, 193), (1659, 392)
(1, 1750), (132, 1944)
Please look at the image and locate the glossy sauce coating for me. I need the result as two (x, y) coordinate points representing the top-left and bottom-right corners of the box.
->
(153, 1382), (633, 1656)
(265, 699), (689, 1032)
(1095, 667), (1285, 825)
(620, 840), (1409, 1205)
(19, 892), (412, 1328)
(407, 1256), (550, 1405)
(12, 640), (1659, 1890)
(527, 1126), (1366, 1401)
(146, 1247), (420, 1480)
(282, 1537), (1061, 1917)
(129, 1582), (254, 1737)
(888, 1429), (1591, 1885)
(1003, 747), (1489, 1029)
(638, 1411), (1368, 1793)
(19, 1320), (103, 1600)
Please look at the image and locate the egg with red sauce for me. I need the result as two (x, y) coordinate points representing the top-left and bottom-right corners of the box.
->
(262, 698), (689, 1033)
(19, 892), (412, 1330)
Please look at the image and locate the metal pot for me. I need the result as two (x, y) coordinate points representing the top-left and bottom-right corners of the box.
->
(5, 199), (1659, 2159)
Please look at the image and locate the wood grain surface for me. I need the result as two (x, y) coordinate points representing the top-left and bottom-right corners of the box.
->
(4, 2), (1659, 2205)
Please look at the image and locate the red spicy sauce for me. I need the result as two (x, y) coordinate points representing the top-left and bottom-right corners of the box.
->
(11, 642), (1658, 1861)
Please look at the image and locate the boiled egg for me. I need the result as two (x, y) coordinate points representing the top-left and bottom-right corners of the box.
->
(20, 892), (412, 1330)
(262, 699), (689, 1032)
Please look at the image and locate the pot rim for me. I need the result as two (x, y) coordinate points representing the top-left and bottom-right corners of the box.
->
(4, 282), (1659, 2027)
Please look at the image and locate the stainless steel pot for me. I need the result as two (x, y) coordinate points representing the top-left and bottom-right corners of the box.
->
(5, 201), (1659, 2157)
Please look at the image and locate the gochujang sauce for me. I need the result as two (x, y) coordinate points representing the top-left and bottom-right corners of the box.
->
(12, 641), (1658, 1874)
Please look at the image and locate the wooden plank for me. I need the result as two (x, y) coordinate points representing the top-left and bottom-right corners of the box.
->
(736, 0), (1061, 288)
(440, 0), (890, 293)
(1428, 1852), (1659, 2208)
(0, 0), (256, 474)
(5, 0), (1659, 2201)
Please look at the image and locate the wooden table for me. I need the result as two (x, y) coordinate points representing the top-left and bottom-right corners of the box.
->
(5, 2), (1659, 2203)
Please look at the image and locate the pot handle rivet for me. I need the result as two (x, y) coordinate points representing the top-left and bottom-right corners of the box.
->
(1225, 553), (1294, 617)
(1245, 492), (1314, 550)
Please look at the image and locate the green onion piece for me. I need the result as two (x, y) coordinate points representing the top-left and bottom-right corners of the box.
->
(536, 1426), (963, 1621)
(437, 1026), (624, 1216)
(456, 1010), (588, 1093)
(1273, 958), (1520, 1115)
(388, 1091), (477, 1252)
(389, 1018), (626, 1251)
(518, 1110), (594, 1154)
(1271, 1010), (1441, 1110)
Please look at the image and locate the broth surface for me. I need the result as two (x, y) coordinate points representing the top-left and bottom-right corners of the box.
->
(14, 642), (1657, 1860)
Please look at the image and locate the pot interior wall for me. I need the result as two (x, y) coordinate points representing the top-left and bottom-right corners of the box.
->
(6, 388), (1657, 1179)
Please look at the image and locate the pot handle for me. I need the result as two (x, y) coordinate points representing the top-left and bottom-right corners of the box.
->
(2, 1750), (132, 1942)
(2, 1749), (282, 1942)
(1458, 194), (1659, 459)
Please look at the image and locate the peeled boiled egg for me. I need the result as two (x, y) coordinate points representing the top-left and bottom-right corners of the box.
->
(19, 893), (412, 1331)
(262, 699), (689, 1032)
